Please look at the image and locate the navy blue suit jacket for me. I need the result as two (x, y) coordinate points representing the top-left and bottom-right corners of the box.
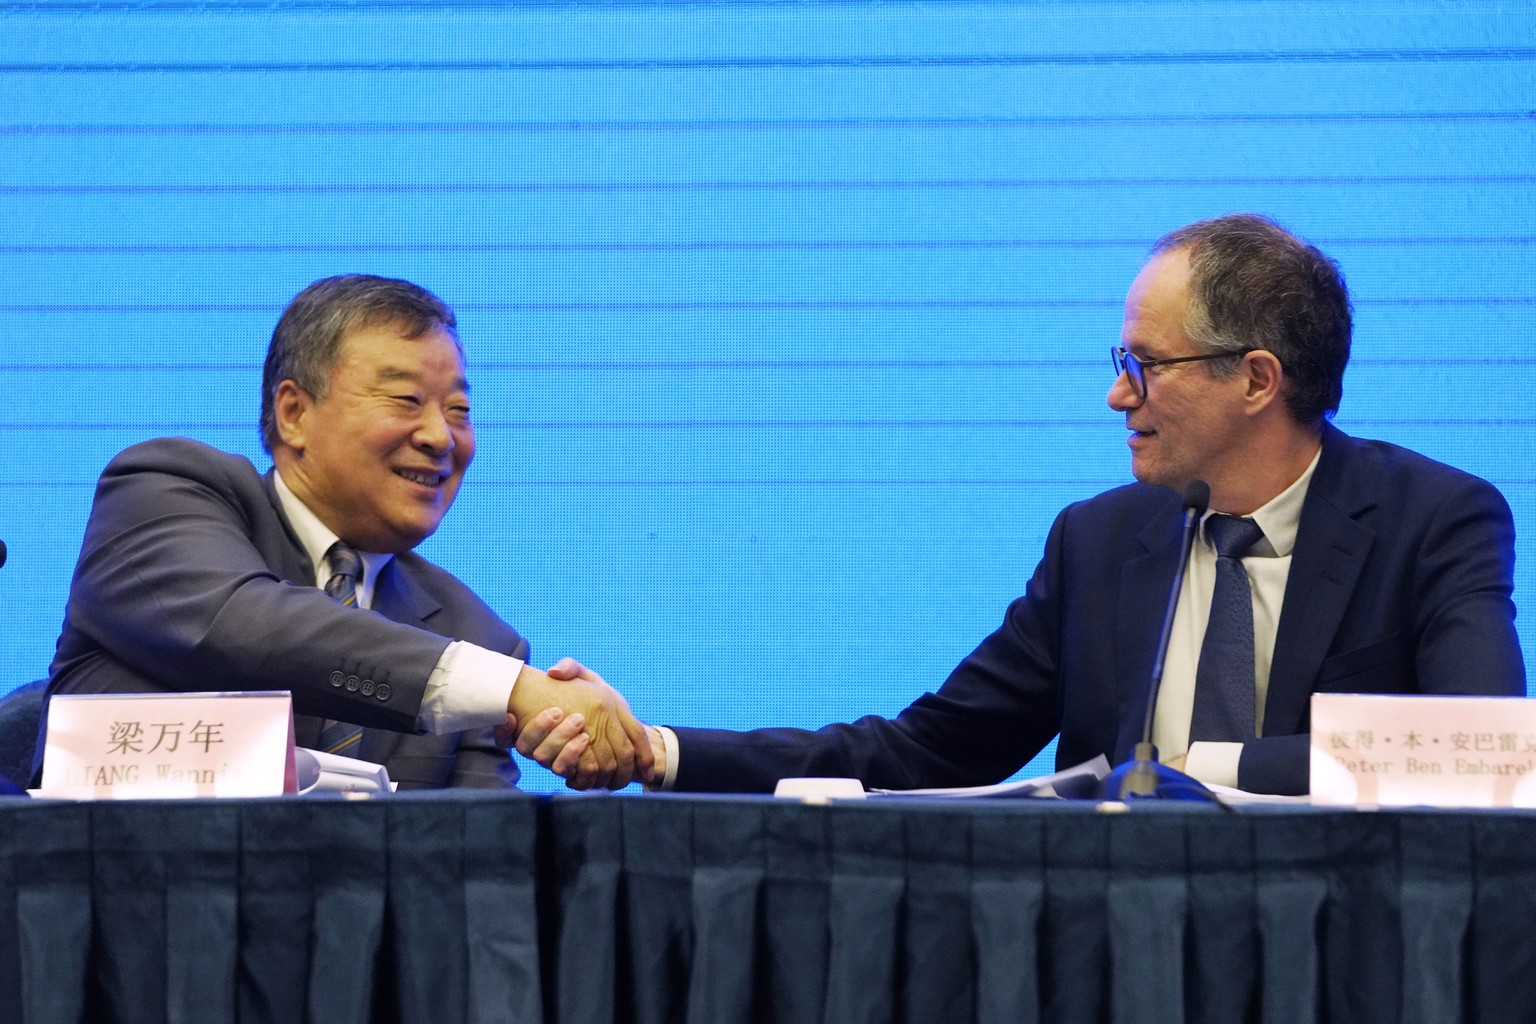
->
(38, 437), (527, 789)
(672, 425), (1526, 795)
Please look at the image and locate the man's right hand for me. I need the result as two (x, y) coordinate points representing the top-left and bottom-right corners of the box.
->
(507, 661), (653, 789)
(515, 693), (667, 791)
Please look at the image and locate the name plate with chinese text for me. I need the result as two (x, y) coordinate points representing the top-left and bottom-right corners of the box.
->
(39, 691), (297, 799)
(1311, 693), (1536, 807)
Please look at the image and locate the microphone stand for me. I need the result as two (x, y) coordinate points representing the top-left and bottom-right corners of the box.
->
(1100, 481), (1218, 802)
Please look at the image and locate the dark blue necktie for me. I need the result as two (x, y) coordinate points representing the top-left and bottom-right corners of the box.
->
(1189, 514), (1266, 743)
(317, 542), (366, 759)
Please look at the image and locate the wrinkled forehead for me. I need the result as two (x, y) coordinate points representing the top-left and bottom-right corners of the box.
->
(1122, 250), (1193, 347)
(333, 321), (470, 389)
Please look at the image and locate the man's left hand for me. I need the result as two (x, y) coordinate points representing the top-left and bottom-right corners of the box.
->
(506, 658), (652, 788)
(499, 707), (592, 778)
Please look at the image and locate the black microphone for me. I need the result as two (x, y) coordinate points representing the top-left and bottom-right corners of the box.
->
(1100, 479), (1215, 801)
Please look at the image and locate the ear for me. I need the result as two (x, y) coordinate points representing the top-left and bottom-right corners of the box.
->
(272, 379), (314, 453)
(1241, 350), (1285, 415)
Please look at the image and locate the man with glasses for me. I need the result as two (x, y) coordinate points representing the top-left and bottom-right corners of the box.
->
(527, 213), (1524, 796)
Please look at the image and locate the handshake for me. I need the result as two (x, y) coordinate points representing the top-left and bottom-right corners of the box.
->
(500, 658), (662, 789)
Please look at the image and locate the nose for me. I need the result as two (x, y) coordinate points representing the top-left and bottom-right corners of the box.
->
(414, 404), (455, 455)
(1107, 370), (1142, 412)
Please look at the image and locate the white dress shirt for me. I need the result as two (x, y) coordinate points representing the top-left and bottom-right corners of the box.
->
(273, 469), (521, 736)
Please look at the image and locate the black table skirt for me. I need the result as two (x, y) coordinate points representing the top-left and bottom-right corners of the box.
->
(4, 792), (1536, 1024)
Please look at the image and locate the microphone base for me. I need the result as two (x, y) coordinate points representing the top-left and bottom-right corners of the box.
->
(1099, 743), (1216, 803)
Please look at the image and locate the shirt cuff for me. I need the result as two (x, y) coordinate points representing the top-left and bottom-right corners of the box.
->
(1182, 740), (1242, 789)
(417, 640), (522, 735)
(650, 726), (680, 791)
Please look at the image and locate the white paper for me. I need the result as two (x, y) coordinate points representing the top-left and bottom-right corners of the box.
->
(294, 747), (394, 795)
(867, 755), (1110, 799)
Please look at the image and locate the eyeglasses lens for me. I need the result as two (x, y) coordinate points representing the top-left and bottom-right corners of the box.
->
(1112, 348), (1145, 398)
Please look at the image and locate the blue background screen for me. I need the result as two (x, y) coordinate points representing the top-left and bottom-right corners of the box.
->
(2, 1), (1531, 790)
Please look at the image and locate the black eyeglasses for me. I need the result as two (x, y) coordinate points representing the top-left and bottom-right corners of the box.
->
(1110, 346), (1254, 400)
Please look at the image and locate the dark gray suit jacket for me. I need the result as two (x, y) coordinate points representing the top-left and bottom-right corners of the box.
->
(672, 424), (1526, 795)
(38, 437), (528, 789)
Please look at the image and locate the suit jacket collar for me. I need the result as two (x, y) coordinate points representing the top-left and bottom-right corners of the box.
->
(360, 563), (445, 763)
(259, 466), (443, 623)
(1113, 495), (1188, 761)
(371, 557), (444, 627)
(1111, 423), (1375, 757)
(259, 469), (319, 587)
(260, 468), (444, 763)
(1264, 422), (1376, 736)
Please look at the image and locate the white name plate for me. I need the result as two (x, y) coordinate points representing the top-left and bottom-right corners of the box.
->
(1311, 693), (1536, 808)
(39, 691), (297, 799)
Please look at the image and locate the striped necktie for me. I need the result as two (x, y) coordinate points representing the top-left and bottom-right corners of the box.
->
(317, 542), (366, 759)
(323, 541), (362, 608)
(1189, 514), (1266, 742)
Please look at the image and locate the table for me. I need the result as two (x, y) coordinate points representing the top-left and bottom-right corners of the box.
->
(3, 792), (1534, 1024)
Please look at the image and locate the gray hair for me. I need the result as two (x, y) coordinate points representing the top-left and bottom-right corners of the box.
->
(259, 274), (460, 452)
(1151, 213), (1352, 425)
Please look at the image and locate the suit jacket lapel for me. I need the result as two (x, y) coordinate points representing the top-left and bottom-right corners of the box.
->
(370, 557), (443, 627)
(260, 469), (320, 587)
(360, 559), (444, 764)
(1264, 424), (1376, 736)
(262, 469), (440, 762)
(261, 470), (330, 750)
(1113, 497), (1187, 761)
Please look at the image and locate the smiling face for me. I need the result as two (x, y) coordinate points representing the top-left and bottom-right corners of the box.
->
(273, 321), (474, 553)
(1107, 248), (1252, 497)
